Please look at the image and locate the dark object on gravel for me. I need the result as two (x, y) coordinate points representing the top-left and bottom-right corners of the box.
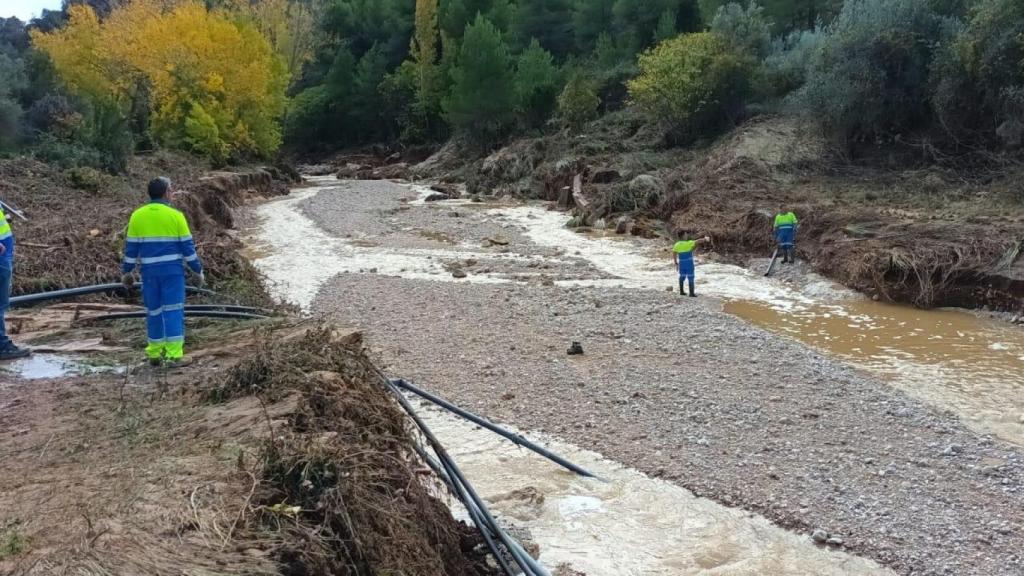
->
(566, 341), (584, 355)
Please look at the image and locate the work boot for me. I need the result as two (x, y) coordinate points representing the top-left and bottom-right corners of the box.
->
(689, 292), (697, 298)
(0, 344), (31, 361)
(164, 357), (193, 369)
(148, 358), (162, 367)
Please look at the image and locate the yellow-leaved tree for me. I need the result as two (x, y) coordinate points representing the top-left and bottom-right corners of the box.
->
(33, 0), (288, 161)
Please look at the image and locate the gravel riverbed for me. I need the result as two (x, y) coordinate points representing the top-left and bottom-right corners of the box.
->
(289, 179), (1024, 576)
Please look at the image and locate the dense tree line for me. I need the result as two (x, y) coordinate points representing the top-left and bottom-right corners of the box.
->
(287, 0), (1023, 155)
(0, 0), (1021, 170)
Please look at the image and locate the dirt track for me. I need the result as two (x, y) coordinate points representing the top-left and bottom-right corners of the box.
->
(254, 178), (1024, 576)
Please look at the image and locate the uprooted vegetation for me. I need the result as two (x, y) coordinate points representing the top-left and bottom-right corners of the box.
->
(207, 325), (492, 575)
(0, 152), (296, 306)
(0, 316), (493, 575)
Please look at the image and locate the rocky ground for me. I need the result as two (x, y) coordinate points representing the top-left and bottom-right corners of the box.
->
(295, 179), (1024, 576)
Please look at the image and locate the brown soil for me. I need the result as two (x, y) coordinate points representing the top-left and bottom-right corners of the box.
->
(0, 152), (291, 306)
(0, 309), (493, 576)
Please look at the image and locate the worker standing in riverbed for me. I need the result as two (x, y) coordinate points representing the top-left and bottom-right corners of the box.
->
(0, 206), (31, 360)
(773, 207), (799, 264)
(672, 235), (711, 297)
(121, 177), (204, 367)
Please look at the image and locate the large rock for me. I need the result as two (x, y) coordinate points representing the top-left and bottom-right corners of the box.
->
(336, 163), (364, 179)
(411, 140), (466, 180)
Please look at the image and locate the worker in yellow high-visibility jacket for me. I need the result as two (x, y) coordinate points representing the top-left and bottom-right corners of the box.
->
(773, 208), (799, 264)
(672, 235), (711, 297)
(0, 207), (30, 360)
(121, 177), (204, 367)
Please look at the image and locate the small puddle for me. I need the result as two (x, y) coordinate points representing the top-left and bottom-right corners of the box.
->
(418, 403), (891, 575)
(0, 353), (118, 380)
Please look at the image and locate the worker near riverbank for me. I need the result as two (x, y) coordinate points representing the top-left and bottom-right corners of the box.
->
(121, 177), (204, 367)
(773, 207), (799, 264)
(672, 235), (711, 297)
(0, 206), (31, 360)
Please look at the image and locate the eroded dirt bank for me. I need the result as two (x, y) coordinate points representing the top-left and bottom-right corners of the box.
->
(247, 176), (1024, 576)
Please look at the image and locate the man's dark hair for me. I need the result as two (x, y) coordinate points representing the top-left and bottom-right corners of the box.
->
(148, 177), (171, 199)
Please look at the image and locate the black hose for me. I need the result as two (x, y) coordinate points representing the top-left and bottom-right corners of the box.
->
(412, 442), (531, 576)
(79, 310), (268, 323)
(184, 304), (275, 314)
(10, 283), (222, 307)
(392, 378), (598, 479)
(383, 378), (546, 576)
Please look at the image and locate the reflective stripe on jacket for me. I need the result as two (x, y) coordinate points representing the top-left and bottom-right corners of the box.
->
(122, 200), (202, 277)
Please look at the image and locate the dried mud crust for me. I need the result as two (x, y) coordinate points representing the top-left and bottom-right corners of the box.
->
(0, 315), (494, 576)
(302, 180), (1024, 576)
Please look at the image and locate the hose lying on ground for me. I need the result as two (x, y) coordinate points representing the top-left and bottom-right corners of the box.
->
(78, 310), (268, 323)
(10, 283), (222, 307)
(383, 375), (549, 576)
(391, 378), (598, 479)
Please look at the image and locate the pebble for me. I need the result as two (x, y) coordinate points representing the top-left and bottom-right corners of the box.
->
(811, 528), (829, 543)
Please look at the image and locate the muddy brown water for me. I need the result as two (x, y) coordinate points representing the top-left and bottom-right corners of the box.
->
(724, 298), (1024, 444)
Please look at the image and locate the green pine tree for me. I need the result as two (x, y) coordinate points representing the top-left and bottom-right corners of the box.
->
(444, 14), (516, 139)
(515, 38), (559, 128)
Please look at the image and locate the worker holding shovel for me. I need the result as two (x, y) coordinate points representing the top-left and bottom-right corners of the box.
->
(672, 235), (711, 297)
(773, 207), (799, 264)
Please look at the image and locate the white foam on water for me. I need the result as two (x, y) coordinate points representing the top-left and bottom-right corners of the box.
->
(419, 404), (892, 576)
(250, 182), (540, 310)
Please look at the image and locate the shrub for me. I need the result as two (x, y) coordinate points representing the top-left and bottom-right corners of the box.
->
(0, 98), (21, 151)
(627, 32), (754, 142)
(931, 0), (1024, 146)
(65, 165), (106, 192)
(557, 72), (600, 131)
(787, 0), (950, 147)
(710, 2), (771, 58)
(762, 27), (826, 97)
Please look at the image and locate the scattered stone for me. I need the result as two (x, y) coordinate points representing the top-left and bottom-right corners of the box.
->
(811, 529), (829, 543)
(451, 269), (467, 279)
(424, 193), (449, 202)
(943, 444), (963, 456)
(483, 236), (510, 247)
(826, 537), (844, 546)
